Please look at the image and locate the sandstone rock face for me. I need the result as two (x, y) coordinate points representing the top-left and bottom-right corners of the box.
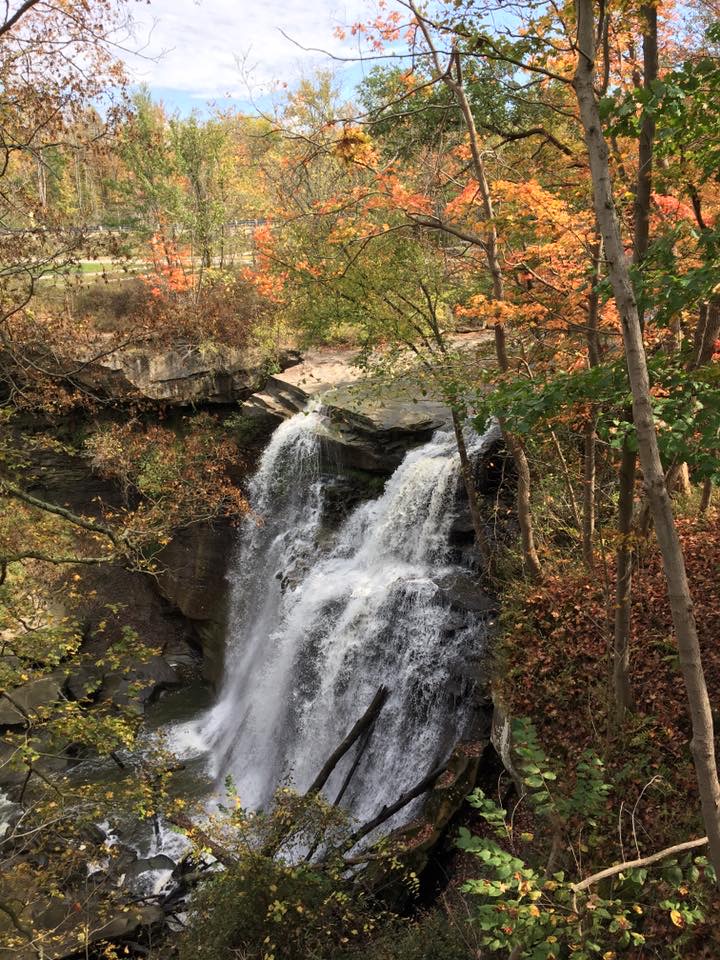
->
(241, 335), (490, 471)
(70, 340), (302, 406)
(156, 521), (236, 684)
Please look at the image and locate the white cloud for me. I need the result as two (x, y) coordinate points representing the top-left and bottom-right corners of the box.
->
(124, 0), (376, 101)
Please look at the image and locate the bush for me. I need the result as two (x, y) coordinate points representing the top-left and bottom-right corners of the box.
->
(339, 910), (477, 960)
(177, 788), (389, 960)
(179, 853), (387, 960)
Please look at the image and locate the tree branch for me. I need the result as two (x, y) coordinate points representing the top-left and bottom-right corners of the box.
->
(0, 0), (42, 39)
(572, 836), (709, 892)
(1, 551), (114, 566)
(0, 480), (121, 546)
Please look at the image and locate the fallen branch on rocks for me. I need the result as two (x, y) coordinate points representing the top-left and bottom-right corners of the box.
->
(167, 812), (238, 868)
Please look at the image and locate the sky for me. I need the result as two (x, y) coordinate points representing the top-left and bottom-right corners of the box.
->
(123, 0), (378, 115)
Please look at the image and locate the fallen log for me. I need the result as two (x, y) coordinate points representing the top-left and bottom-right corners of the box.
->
(572, 835), (709, 892)
(343, 761), (446, 852)
(307, 685), (389, 795)
(333, 724), (374, 806)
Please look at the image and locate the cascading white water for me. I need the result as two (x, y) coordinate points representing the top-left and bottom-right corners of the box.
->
(174, 406), (496, 826)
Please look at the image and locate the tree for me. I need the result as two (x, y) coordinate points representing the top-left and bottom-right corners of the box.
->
(573, 0), (720, 883)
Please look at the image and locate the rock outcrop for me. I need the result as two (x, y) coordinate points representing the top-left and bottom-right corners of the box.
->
(68, 340), (302, 406)
(156, 521), (236, 684)
(241, 335), (490, 471)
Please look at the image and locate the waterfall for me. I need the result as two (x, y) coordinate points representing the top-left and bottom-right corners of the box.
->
(174, 406), (496, 826)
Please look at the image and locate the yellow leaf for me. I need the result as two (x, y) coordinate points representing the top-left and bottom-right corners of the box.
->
(670, 909), (685, 928)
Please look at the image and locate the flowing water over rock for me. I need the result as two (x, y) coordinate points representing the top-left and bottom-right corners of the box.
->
(173, 406), (496, 825)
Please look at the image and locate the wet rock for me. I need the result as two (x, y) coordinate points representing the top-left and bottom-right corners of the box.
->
(124, 854), (177, 886)
(194, 619), (226, 685)
(157, 520), (234, 622)
(65, 664), (104, 701)
(434, 573), (497, 615)
(94, 904), (166, 941)
(0, 675), (66, 726)
(98, 655), (179, 709)
(241, 336), (491, 472)
(155, 520), (234, 683)
(162, 636), (201, 672)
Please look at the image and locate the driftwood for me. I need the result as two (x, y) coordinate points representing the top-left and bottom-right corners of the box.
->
(333, 724), (374, 806)
(307, 685), (389, 795)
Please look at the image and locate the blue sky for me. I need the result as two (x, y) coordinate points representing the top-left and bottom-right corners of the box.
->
(123, 0), (379, 115)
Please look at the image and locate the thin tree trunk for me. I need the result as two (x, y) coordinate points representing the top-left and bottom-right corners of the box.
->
(575, 0), (720, 882)
(550, 428), (582, 530)
(583, 239), (603, 569)
(690, 299), (718, 515)
(675, 462), (692, 497)
(612, 442), (637, 725)
(451, 409), (491, 566)
(456, 73), (542, 580)
(410, 2), (542, 579)
(582, 417), (597, 569)
(632, 5), (657, 318)
(609, 2), (657, 727)
(692, 299), (720, 369)
(502, 425), (542, 577)
(700, 479), (713, 515)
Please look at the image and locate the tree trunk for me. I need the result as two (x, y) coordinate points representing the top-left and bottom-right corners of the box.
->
(451, 409), (491, 567)
(583, 239), (603, 569)
(609, 1), (657, 727)
(692, 299), (720, 369)
(632, 4), (657, 315)
(612, 441), (637, 725)
(582, 417), (597, 570)
(307, 686), (388, 795)
(496, 420), (541, 578)
(457, 76), (542, 580)
(675, 462), (692, 498)
(574, 0), (720, 882)
(700, 478), (713, 515)
(410, 2), (542, 579)
(550, 428), (582, 530)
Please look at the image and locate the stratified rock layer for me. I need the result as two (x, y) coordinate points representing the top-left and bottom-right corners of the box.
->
(68, 340), (302, 405)
(241, 335), (489, 471)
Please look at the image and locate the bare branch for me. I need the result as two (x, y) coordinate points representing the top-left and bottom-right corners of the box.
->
(572, 836), (709, 892)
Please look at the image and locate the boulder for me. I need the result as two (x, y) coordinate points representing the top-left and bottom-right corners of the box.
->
(64, 664), (104, 701)
(124, 854), (177, 886)
(98, 655), (179, 709)
(155, 520), (235, 684)
(86, 904), (166, 945)
(0, 675), (66, 727)
(156, 520), (234, 623)
(434, 573), (497, 615)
